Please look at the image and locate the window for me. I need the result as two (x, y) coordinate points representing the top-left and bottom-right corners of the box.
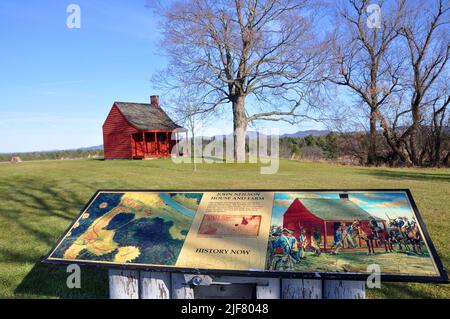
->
(157, 132), (166, 142)
(145, 132), (155, 142)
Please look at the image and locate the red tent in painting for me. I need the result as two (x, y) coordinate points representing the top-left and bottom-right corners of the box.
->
(282, 194), (386, 250)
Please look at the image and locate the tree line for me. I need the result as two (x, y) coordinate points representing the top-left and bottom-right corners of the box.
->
(0, 149), (103, 162)
(154, 0), (449, 167)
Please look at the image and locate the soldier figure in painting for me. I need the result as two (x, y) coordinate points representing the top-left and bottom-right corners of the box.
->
(298, 228), (308, 259)
(368, 216), (381, 238)
(311, 227), (322, 256)
(288, 230), (300, 261)
(270, 228), (297, 271)
(342, 222), (356, 248)
(331, 226), (343, 255)
(266, 231), (279, 269)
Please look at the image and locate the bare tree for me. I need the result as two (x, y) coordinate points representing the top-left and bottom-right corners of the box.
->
(429, 93), (450, 165)
(370, 0), (450, 166)
(399, 0), (449, 165)
(153, 0), (325, 161)
(168, 90), (210, 171)
(328, 0), (406, 165)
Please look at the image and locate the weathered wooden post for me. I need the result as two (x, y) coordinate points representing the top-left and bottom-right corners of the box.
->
(323, 280), (365, 299)
(109, 271), (366, 299)
(139, 271), (171, 299)
(108, 269), (139, 299)
(281, 279), (322, 299)
(255, 277), (280, 299)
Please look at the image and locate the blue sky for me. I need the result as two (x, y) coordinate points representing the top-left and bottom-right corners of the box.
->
(0, 0), (325, 153)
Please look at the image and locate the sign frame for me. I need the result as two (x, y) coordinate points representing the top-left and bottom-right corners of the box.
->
(43, 188), (449, 283)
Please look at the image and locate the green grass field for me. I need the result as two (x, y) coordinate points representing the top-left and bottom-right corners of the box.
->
(0, 158), (448, 298)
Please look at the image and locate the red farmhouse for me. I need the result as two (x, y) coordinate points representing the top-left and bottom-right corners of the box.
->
(103, 95), (186, 160)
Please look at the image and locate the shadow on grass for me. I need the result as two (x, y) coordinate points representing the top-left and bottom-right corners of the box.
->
(0, 176), (107, 298)
(358, 169), (450, 182)
(14, 260), (108, 298)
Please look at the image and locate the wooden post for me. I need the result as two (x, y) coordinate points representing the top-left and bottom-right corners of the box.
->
(323, 280), (365, 299)
(139, 271), (171, 299)
(109, 271), (366, 299)
(255, 278), (280, 299)
(108, 269), (139, 299)
(281, 279), (322, 299)
(165, 131), (169, 155)
(154, 131), (158, 155)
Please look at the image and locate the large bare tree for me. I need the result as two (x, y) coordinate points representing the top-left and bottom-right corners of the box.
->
(399, 0), (449, 165)
(371, 0), (449, 166)
(154, 0), (325, 161)
(328, 0), (406, 165)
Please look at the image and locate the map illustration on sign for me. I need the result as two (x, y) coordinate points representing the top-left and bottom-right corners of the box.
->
(198, 214), (262, 237)
(48, 192), (202, 266)
(44, 190), (448, 282)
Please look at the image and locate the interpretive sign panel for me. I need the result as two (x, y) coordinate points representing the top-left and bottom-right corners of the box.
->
(44, 189), (448, 282)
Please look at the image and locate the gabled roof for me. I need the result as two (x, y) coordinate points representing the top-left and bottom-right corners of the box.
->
(114, 102), (184, 131)
(287, 198), (374, 221)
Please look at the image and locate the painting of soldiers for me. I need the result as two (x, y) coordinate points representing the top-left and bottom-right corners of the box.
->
(270, 228), (297, 271)
(264, 191), (442, 279)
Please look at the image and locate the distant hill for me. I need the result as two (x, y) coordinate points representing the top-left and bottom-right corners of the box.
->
(0, 145), (103, 155)
(281, 130), (330, 138)
(76, 145), (103, 151)
(2, 130), (331, 155)
(200, 130), (330, 140)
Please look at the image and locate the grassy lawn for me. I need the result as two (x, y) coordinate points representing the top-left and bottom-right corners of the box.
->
(0, 158), (448, 298)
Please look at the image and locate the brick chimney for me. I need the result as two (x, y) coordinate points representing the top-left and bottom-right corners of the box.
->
(150, 95), (159, 107)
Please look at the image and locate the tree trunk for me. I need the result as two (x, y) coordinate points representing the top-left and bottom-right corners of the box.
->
(191, 128), (197, 171)
(409, 94), (422, 165)
(232, 95), (247, 162)
(376, 110), (410, 164)
(409, 125), (419, 166)
(367, 108), (377, 165)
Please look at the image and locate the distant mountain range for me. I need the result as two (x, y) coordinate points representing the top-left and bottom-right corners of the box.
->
(203, 130), (330, 140)
(76, 145), (103, 151)
(280, 130), (330, 138)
